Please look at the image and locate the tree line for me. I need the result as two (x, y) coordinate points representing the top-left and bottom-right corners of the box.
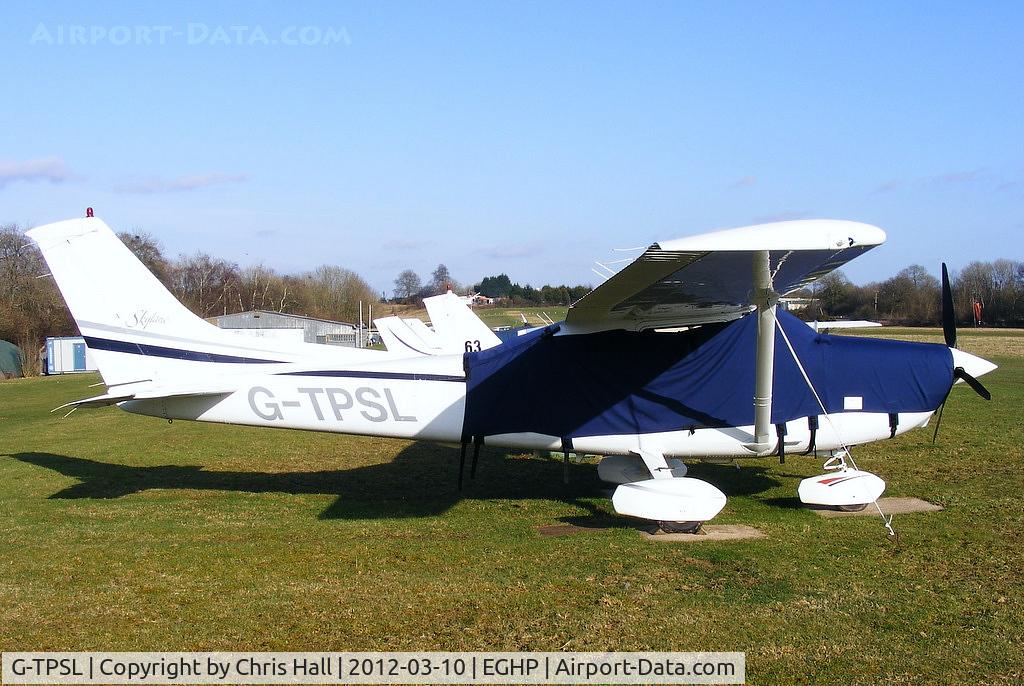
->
(809, 261), (1024, 326)
(475, 273), (592, 306)
(1, 224), (377, 373)
(3, 220), (1022, 375)
(391, 269), (592, 307)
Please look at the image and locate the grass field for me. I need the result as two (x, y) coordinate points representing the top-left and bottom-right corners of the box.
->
(1, 328), (1022, 684)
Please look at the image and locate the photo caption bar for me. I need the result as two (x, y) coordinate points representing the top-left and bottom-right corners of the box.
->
(3, 652), (744, 684)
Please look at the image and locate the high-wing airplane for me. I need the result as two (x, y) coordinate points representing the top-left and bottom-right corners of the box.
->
(28, 215), (996, 531)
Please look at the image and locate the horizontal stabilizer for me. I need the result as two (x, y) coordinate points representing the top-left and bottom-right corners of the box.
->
(374, 316), (438, 356)
(54, 385), (234, 413)
(53, 392), (136, 411)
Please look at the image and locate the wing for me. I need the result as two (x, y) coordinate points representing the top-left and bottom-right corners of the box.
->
(566, 219), (885, 332)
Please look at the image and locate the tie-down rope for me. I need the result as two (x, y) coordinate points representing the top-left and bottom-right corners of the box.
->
(774, 319), (896, 538)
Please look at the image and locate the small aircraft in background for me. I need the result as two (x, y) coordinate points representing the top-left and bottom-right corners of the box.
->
(807, 319), (882, 332)
(29, 214), (995, 532)
(374, 291), (502, 356)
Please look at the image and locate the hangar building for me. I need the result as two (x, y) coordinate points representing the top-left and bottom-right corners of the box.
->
(209, 310), (360, 347)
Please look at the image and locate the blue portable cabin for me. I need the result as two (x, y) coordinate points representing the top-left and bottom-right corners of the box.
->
(45, 336), (98, 374)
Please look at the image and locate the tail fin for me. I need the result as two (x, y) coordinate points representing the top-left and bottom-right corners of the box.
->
(374, 295), (502, 356)
(28, 217), (294, 387)
(424, 292), (501, 352)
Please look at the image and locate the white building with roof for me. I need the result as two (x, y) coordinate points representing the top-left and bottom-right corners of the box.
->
(209, 310), (360, 347)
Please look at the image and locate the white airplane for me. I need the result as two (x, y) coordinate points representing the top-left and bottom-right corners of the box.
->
(28, 215), (996, 530)
(373, 315), (443, 355)
(372, 292), (501, 356)
(808, 320), (882, 332)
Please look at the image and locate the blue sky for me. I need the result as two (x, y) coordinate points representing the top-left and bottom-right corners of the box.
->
(1, 1), (1021, 295)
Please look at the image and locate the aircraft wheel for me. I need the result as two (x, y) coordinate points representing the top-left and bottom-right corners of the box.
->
(836, 503), (869, 512)
(658, 520), (703, 534)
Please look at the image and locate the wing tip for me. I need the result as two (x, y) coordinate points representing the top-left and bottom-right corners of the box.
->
(25, 216), (107, 243)
(656, 219), (887, 251)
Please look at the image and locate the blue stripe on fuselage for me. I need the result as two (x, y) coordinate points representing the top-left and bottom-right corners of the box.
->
(276, 370), (464, 382)
(81, 336), (465, 382)
(83, 336), (283, 364)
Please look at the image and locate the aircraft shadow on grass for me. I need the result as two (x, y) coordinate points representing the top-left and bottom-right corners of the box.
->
(5, 446), (780, 523)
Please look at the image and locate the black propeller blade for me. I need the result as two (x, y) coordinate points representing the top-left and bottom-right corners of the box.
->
(933, 366), (992, 443)
(932, 264), (991, 443)
(941, 262), (956, 349)
(931, 401), (947, 443)
(954, 366), (991, 401)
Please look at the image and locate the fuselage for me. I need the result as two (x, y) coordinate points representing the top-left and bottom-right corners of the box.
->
(120, 347), (936, 459)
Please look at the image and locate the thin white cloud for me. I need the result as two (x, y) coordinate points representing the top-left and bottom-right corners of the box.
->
(871, 179), (905, 195)
(873, 169), (985, 195)
(928, 169), (983, 185)
(115, 172), (247, 194)
(0, 156), (72, 188)
(729, 175), (757, 189)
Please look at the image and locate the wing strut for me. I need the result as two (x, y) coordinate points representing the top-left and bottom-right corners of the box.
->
(751, 250), (778, 453)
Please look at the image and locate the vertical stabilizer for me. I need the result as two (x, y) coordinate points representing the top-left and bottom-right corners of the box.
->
(424, 292), (501, 352)
(27, 216), (379, 387)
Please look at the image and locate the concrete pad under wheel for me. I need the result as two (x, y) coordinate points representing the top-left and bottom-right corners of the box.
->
(809, 497), (943, 518)
(640, 524), (767, 542)
(536, 522), (765, 541)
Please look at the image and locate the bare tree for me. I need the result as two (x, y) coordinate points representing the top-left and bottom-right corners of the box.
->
(0, 224), (75, 374)
(393, 269), (422, 303)
(430, 263), (456, 295)
(117, 230), (171, 284)
(955, 259), (1024, 325)
(170, 253), (240, 318)
(876, 265), (939, 324)
(297, 265), (377, 322)
(237, 265), (294, 312)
